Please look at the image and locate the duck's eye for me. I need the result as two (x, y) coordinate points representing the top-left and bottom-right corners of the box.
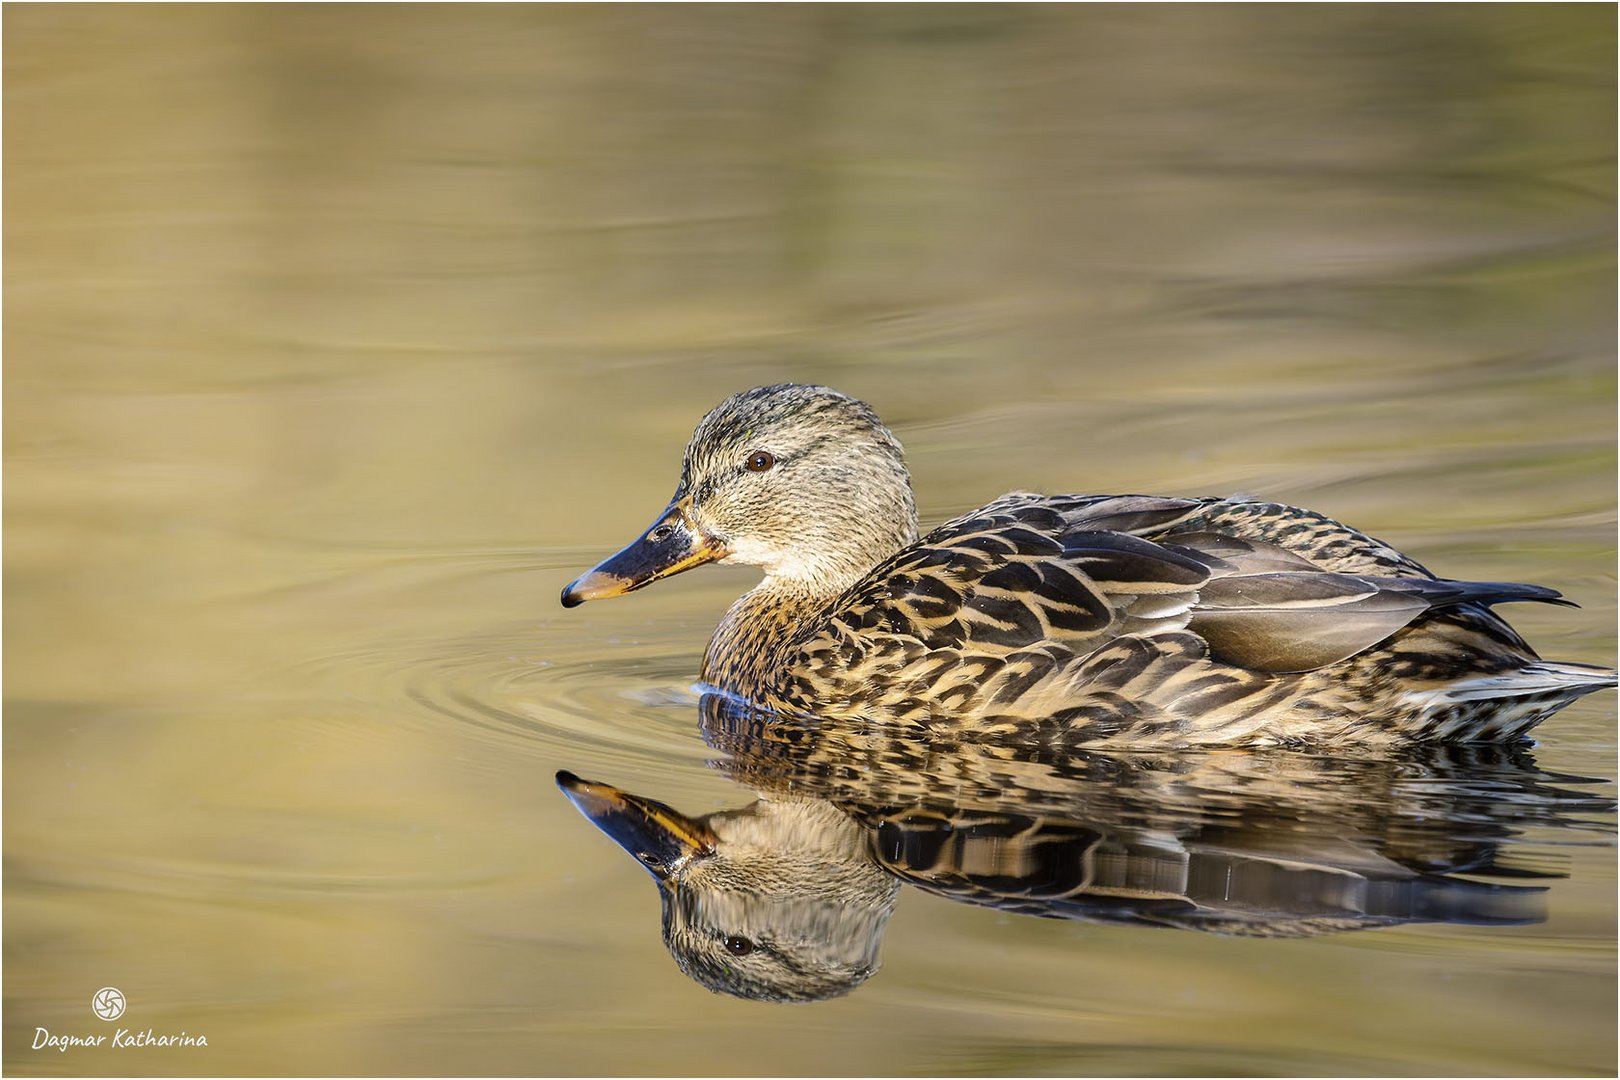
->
(744, 451), (775, 473)
(723, 935), (755, 957)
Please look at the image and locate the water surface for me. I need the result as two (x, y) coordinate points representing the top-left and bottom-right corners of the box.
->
(5, 5), (1615, 1076)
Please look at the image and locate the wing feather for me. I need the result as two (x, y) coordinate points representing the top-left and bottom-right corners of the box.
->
(808, 497), (1214, 671)
(779, 494), (1575, 720)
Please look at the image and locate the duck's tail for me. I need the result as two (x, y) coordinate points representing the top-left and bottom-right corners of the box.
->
(1427, 661), (1616, 703)
(1405, 661), (1617, 741)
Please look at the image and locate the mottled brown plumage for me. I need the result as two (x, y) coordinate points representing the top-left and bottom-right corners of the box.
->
(562, 384), (1614, 747)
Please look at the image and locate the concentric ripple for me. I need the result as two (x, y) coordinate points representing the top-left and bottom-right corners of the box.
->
(265, 543), (744, 791)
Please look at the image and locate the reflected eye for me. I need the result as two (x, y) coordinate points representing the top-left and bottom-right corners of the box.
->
(723, 935), (755, 957)
(745, 451), (775, 473)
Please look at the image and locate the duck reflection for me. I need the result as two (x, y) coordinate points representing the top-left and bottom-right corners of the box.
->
(558, 772), (898, 1002)
(558, 694), (1609, 1003)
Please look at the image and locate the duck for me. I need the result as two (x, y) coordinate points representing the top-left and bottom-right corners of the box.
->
(561, 384), (1615, 747)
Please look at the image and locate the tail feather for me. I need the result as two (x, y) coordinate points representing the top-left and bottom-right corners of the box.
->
(1401, 578), (1578, 610)
(1425, 661), (1617, 705)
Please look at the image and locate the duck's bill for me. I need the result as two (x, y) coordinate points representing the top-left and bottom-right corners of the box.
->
(560, 499), (724, 607)
(556, 771), (716, 883)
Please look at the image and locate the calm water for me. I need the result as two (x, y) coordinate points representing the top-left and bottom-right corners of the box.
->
(5, 5), (1615, 1076)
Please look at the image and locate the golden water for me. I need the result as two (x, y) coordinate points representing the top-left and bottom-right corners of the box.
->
(5, 5), (1615, 1075)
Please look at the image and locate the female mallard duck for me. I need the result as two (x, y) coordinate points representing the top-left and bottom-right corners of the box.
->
(561, 384), (1614, 747)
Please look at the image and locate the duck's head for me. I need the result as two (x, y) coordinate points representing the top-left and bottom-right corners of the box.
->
(561, 384), (918, 606)
(557, 771), (899, 1003)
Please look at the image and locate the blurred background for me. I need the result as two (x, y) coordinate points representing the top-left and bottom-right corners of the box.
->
(5, 4), (1614, 1076)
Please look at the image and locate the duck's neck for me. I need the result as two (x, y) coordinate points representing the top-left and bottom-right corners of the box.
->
(702, 496), (920, 699)
(702, 576), (840, 698)
(701, 530), (916, 699)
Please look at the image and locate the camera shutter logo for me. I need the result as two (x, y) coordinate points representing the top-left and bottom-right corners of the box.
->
(92, 987), (126, 1021)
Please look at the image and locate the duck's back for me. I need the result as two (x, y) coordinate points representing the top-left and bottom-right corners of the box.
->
(748, 494), (1610, 747)
(1165, 496), (1429, 577)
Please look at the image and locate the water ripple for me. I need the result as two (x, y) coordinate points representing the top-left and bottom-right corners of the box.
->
(282, 608), (718, 782)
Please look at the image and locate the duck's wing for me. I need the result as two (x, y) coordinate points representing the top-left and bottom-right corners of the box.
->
(804, 494), (1214, 659)
(1169, 532), (1570, 672)
(1161, 498), (1433, 578)
(780, 495), (1571, 707)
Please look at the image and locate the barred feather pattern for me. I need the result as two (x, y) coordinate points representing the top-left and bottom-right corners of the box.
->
(700, 494), (1613, 747)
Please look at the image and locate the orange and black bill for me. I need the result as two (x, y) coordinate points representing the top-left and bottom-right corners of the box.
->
(556, 771), (716, 883)
(559, 497), (724, 608)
